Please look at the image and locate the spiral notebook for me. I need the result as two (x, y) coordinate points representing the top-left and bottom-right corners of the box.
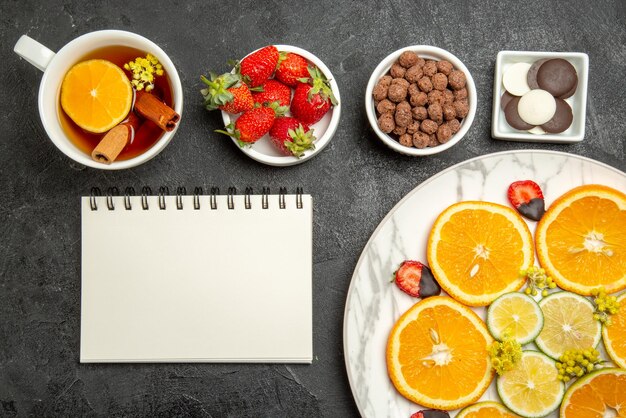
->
(80, 187), (312, 363)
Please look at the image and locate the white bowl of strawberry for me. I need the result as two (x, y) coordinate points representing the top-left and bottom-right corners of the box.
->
(202, 44), (341, 166)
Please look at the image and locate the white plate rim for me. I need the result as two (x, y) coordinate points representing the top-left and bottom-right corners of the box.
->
(342, 149), (626, 417)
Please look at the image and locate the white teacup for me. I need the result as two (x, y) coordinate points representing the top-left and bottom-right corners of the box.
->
(14, 30), (183, 170)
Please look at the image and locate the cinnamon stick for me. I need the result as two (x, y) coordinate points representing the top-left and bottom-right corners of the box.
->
(91, 113), (142, 164)
(134, 90), (180, 132)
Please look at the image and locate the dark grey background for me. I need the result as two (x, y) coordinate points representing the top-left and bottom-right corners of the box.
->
(1, 0), (625, 416)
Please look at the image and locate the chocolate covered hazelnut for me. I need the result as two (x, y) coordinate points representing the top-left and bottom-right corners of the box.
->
(448, 70), (467, 90)
(428, 134), (438, 147)
(399, 133), (413, 147)
(391, 77), (409, 88)
(376, 99), (396, 115)
(414, 57), (426, 68)
(398, 51), (420, 68)
(377, 113), (395, 133)
(423, 60), (437, 77)
(442, 103), (456, 120)
(406, 121), (420, 134)
(393, 125), (407, 136)
(437, 124), (453, 143)
(453, 100), (469, 118)
(412, 131), (430, 148)
(372, 75), (392, 101)
(454, 87), (468, 101)
(447, 118), (461, 134)
(427, 90), (445, 106)
(417, 76), (433, 93)
(405, 65), (424, 83)
(394, 101), (412, 127)
(388, 83), (408, 103)
(412, 106), (428, 121)
(443, 89), (455, 104)
(428, 103), (443, 124)
(432, 73), (448, 91)
(410, 91), (428, 107)
(408, 83), (420, 97)
(390, 63), (406, 78)
(436, 60), (453, 75)
(420, 119), (438, 135)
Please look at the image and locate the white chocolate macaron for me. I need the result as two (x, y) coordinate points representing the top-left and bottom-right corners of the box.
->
(503, 62), (532, 96)
(518, 89), (556, 125)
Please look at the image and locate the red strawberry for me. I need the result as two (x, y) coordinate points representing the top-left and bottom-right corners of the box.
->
(200, 72), (253, 114)
(240, 45), (279, 87)
(216, 102), (287, 145)
(394, 261), (440, 298)
(252, 79), (292, 107)
(507, 180), (545, 221)
(290, 66), (338, 124)
(275, 52), (309, 87)
(269, 117), (316, 158)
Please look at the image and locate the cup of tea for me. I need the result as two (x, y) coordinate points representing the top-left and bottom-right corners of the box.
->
(14, 30), (183, 170)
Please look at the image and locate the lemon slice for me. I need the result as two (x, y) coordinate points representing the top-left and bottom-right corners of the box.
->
(496, 351), (564, 418)
(534, 292), (601, 359)
(487, 292), (544, 344)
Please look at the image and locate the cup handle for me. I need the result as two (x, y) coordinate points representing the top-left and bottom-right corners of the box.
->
(14, 35), (56, 72)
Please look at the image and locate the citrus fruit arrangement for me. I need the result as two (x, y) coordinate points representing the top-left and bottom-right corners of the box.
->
(387, 183), (626, 417)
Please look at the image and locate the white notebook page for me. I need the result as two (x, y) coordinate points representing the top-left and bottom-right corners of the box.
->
(80, 193), (312, 363)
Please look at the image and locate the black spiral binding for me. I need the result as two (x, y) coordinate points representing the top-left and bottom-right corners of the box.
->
(89, 187), (304, 211)
(106, 187), (119, 210)
(210, 187), (219, 210)
(193, 187), (203, 210)
(262, 187), (270, 209)
(141, 186), (152, 210)
(227, 187), (236, 210)
(176, 186), (186, 210)
(244, 187), (253, 209)
(124, 187), (135, 210)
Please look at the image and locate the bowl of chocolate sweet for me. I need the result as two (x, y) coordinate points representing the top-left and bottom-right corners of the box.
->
(491, 50), (589, 143)
(14, 30), (183, 169)
(365, 45), (476, 156)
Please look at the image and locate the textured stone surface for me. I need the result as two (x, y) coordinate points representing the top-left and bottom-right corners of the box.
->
(0, 0), (625, 416)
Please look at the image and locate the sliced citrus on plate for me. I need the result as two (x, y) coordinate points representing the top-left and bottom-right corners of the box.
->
(456, 401), (522, 418)
(496, 351), (565, 418)
(602, 292), (626, 369)
(560, 368), (626, 418)
(535, 184), (626, 296)
(534, 292), (601, 359)
(427, 201), (534, 306)
(487, 291), (544, 344)
(61, 59), (133, 133)
(386, 296), (494, 410)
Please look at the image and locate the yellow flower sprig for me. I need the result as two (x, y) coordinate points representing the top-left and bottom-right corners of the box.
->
(556, 348), (602, 382)
(488, 333), (522, 375)
(591, 287), (620, 325)
(124, 53), (164, 92)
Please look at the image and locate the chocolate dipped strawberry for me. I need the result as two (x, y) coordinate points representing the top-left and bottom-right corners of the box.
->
(290, 66), (337, 125)
(508, 180), (546, 221)
(394, 260), (441, 299)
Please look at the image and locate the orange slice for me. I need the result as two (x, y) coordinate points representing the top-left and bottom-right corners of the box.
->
(602, 292), (626, 369)
(386, 296), (494, 410)
(536, 185), (626, 295)
(456, 401), (522, 418)
(60, 59), (133, 133)
(560, 368), (626, 418)
(427, 201), (534, 306)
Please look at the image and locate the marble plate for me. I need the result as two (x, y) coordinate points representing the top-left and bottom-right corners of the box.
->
(343, 150), (626, 417)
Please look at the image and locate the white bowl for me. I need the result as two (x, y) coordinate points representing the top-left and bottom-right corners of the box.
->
(365, 45), (477, 156)
(220, 45), (341, 167)
(492, 50), (589, 143)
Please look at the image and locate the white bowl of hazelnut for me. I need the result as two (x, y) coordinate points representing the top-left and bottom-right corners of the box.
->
(365, 45), (476, 156)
